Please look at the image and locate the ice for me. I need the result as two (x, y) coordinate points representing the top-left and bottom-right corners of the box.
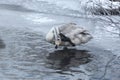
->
(0, 0), (120, 80)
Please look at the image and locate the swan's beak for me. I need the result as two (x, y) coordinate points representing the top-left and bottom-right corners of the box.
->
(55, 39), (61, 46)
(55, 39), (61, 49)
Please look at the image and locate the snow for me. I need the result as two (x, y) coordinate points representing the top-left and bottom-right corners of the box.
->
(0, 0), (119, 15)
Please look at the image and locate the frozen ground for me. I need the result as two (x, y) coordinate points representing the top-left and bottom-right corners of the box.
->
(0, 1), (120, 80)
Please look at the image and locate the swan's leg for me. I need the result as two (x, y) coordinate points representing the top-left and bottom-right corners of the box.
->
(55, 45), (58, 49)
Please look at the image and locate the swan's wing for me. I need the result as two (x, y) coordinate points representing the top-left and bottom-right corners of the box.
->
(59, 23), (77, 34)
(58, 23), (92, 45)
(59, 23), (86, 37)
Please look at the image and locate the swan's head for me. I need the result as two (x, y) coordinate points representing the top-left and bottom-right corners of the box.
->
(46, 27), (61, 46)
(55, 38), (61, 46)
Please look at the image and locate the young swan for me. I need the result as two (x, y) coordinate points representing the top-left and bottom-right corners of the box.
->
(46, 23), (93, 49)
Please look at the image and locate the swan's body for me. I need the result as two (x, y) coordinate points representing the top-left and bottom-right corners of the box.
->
(46, 23), (93, 48)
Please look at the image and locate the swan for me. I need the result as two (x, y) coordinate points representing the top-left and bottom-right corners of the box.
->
(46, 23), (93, 49)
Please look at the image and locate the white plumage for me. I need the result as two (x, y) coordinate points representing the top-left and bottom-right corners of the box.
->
(46, 23), (93, 48)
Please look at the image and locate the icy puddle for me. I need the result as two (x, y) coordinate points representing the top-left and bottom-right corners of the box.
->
(0, 4), (120, 80)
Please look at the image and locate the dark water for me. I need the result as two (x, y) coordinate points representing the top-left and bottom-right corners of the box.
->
(0, 39), (5, 49)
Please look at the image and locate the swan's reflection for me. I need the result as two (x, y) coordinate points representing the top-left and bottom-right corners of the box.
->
(46, 49), (92, 70)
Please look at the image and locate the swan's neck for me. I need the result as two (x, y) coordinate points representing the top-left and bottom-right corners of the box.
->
(53, 27), (61, 46)
(53, 27), (60, 40)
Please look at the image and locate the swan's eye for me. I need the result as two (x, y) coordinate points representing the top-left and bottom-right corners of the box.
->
(57, 38), (60, 40)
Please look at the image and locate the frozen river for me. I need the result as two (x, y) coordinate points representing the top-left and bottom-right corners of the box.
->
(0, 2), (120, 80)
